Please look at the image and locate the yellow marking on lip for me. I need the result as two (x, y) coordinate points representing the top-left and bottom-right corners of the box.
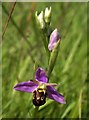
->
(38, 90), (43, 92)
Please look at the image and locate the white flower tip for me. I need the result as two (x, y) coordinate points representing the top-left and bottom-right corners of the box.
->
(38, 11), (43, 19)
(54, 28), (58, 32)
(44, 6), (52, 23)
(45, 7), (48, 11)
(45, 6), (51, 11)
(35, 10), (45, 29)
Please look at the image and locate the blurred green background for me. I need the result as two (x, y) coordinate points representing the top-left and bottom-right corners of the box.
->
(2, 2), (87, 118)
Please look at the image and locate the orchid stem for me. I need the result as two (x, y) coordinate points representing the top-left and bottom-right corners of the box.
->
(42, 33), (50, 62)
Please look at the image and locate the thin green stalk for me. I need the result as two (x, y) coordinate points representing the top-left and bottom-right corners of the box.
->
(79, 89), (82, 118)
(47, 49), (58, 79)
(41, 33), (50, 63)
(47, 40), (60, 79)
(42, 34), (48, 52)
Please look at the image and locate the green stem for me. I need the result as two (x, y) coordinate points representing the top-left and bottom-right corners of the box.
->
(41, 33), (50, 63)
(42, 34), (48, 52)
(47, 49), (58, 79)
(47, 40), (60, 79)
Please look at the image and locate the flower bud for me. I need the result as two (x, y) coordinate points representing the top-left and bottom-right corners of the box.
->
(44, 7), (51, 24)
(35, 11), (45, 30)
(48, 28), (61, 51)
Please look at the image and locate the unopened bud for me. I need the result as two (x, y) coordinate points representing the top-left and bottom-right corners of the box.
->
(35, 11), (45, 30)
(48, 28), (61, 51)
(44, 7), (51, 24)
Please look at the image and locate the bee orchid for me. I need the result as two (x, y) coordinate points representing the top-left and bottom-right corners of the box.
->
(14, 67), (66, 106)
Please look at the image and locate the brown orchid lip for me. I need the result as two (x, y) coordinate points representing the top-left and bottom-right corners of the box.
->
(33, 88), (47, 106)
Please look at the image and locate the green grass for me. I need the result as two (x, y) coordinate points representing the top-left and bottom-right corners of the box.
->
(2, 2), (87, 118)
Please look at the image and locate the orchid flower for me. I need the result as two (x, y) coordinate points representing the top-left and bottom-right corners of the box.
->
(14, 67), (66, 106)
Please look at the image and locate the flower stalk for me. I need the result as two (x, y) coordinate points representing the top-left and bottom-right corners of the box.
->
(47, 40), (61, 79)
(41, 32), (49, 56)
(47, 28), (61, 78)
